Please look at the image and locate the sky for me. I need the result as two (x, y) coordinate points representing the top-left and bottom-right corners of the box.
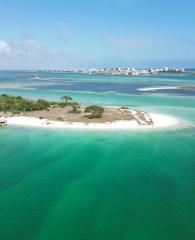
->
(0, 0), (195, 69)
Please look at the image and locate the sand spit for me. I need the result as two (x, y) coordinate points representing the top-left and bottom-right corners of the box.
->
(4, 113), (178, 130)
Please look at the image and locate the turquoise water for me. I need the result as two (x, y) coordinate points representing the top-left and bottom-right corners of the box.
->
(0, 72), (195, 239)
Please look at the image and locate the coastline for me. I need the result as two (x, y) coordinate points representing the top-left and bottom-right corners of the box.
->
(4, 113), (179, 130)
(0, 95), (180, 130)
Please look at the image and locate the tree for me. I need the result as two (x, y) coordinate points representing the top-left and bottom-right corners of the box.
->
(61, 96), (73, 105)
(35, 99), (50, 110)
(85, 105), (104, 119)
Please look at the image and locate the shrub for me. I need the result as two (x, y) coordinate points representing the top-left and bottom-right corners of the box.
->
(85, 105), (104, 119)
(35, 99), (50, 110)
(12, 110), (21, 115)
(70, 102), (81, 113)
(0, 94), (51, 112)
(57, 102), (67, 108)
(57, 117), (64, 121)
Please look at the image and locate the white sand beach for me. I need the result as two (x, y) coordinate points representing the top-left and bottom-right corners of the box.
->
(5, 113), (179, 130)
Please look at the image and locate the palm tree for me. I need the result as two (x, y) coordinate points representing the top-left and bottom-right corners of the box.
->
(61, 96), (73, 105)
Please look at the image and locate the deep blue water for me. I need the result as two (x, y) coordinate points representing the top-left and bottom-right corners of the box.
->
(1, 71), (195, 96)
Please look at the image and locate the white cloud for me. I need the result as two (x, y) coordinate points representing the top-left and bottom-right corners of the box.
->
(0, 41), (11, 55)
(105, 34), (153, 49)
(0, 38), (90, 69)
(22, 39), (39, 49)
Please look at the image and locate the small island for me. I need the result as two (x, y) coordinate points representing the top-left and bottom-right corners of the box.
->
(0, 94), (178, 129)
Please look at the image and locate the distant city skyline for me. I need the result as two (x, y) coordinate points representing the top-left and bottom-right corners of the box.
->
(0, 0), (195, 69)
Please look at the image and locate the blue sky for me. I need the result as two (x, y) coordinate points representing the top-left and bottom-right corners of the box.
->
(0, 0), (195, 69)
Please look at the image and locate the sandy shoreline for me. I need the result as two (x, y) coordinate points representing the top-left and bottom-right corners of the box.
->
(3, 113), (179, 130)
(0, 95), (181, 130)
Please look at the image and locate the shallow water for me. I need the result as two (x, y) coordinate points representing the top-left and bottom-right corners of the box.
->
(0, 71), (195, 240)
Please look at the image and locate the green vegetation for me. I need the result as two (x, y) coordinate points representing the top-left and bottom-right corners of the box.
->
(61, 96), (73, 105)
(70, 102), (81, 113)
(85, 105), (104, 119)
(0, 94), (75, 113)
(121, 106), (129, 109)
(0, 94), (104, 120)
(57, 117), (64, 121)
(0, 94), (51, 113)
(12, 110), (21, 115)
(57, 102), (67, 108)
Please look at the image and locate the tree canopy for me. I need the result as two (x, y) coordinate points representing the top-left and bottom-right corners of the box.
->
(85, 105), (104, 118)
(0, 94), (51, 112)
(61, 96), (73, 105)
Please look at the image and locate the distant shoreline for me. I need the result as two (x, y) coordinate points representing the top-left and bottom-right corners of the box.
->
(0, 67), (191, 74)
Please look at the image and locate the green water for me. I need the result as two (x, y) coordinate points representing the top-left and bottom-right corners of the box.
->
(0, 72), (195, 239)
(0, 128), (195, 240)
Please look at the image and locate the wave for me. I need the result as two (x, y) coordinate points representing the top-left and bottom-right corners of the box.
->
(137, 86), (180, 91)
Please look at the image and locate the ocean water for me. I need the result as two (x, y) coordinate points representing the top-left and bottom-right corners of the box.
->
(0, 71), (195, 240)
